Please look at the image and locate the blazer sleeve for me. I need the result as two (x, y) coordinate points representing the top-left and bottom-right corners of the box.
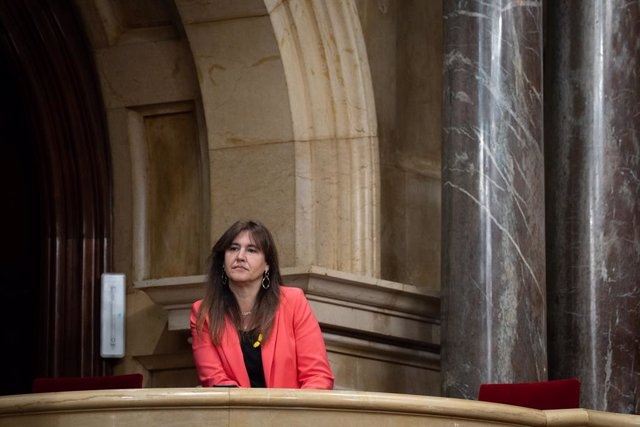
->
(290, 290), (334, 389)
(190, 301), (239, 387)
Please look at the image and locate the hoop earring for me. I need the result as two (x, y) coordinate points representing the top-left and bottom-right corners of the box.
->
(261, 270), (270, 289)
(221, 268), (228, 286)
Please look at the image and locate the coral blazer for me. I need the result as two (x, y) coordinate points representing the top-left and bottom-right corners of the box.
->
(191, 286), (334, 389)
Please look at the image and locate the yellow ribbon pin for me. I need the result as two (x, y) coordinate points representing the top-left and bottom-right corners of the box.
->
(253, 333), (263, 348)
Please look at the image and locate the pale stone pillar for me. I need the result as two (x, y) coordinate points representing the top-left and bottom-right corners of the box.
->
(441, 0), (546, 398)
(266, 0), (380, 276)
(172, 1), (298, 264)
(545, 1), (640, 414)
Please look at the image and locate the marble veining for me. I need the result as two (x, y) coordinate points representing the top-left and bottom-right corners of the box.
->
(442, 0), (546, 399)
(545, 1), (640, 414)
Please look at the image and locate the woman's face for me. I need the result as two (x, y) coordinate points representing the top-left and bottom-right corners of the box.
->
(224, 230), (269, 288)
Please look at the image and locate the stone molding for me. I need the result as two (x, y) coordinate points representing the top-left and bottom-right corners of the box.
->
(134, 266), (440, 368)
(3, 389), (639, 426)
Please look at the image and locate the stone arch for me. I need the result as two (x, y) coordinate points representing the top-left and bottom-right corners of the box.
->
(265, 0), (380, 275)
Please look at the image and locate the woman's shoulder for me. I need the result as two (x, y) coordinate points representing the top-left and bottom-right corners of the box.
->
(277, 287), (314, 322)
(278, 286), (307, 308)
(279, 285), (304, 299)
(190, 299), (204, 325)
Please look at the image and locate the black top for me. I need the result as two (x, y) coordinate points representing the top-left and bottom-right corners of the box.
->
(239, 329), (266, 388)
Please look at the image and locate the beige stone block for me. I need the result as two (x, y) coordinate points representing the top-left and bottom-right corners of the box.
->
(149, 368), (198, 388)
(381, 163), (440, 289)
(329, 351), (440, 396)
(355, 0), (398, 135)
(360, 0), (443, 288)
(209, 142), (296, 267)
(126, 290), (168, 359)
(404, 173), (440, 289)
(96, 39), (198, 109)
(126, 103), (210, 281)
(185, 17), (293, 149)
(73, 0), (113, 49)
(75, 0), (180, 48)
(144, 110), (204, 278)
(105, 108), (135, 276)
(295, 136), (379, 274)
(175, 0), (267, 24)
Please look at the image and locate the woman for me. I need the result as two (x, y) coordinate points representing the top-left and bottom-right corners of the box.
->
(191, 220), (334, 389)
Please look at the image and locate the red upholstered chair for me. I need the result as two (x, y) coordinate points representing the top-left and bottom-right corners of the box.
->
(32, 373), (143, 393)
(478, 378), (580, 410)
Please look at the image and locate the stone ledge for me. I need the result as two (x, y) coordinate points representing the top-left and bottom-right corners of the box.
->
(134, 266), (440, 353)
(3, 389), (638, 426)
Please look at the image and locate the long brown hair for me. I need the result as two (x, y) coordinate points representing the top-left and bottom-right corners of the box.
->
(196, 220), (282, 345)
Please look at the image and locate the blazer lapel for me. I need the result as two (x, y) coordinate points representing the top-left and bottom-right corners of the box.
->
(221, 319), (250, 387)
(261, 310), (279, 387)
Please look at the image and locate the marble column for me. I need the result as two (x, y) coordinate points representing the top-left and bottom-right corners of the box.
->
(545, 2), (640, 414)
(442, 0), (546, 398)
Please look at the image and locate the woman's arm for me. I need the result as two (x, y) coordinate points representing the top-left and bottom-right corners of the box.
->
(290, 290), (335, 389)
(190, 302), (240, 387)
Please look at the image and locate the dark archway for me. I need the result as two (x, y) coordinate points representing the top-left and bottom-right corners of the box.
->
(0, 40), (41, 395)
(0, 0), (112, 394)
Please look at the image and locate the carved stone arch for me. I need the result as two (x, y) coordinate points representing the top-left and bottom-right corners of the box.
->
(265, 0), (380, 276)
